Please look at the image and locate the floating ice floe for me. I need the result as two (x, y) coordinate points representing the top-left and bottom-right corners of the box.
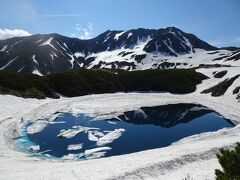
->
(62, 147), (112, 160)
(88, 131), (99, 141)
(39, 149), (52, 154)
(88, 130), (104, 142)
(26, 145), (40, 152)
(27, 120), (48, 134)
(48, 113), (62, 122)
(57, 126), (99, 139)
(57, 129), (84, 139)
(48, 121), (66, 125)
(67, 144), (83, 151)
(85, 151), (107, 160)
(97, 129), (125, 146)
(84, 147), (111, 157)
(61, 153), (84, 160)
(107, 121), (117, 124)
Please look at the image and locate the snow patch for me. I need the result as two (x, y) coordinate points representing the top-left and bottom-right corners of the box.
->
(0, 56), (18, 70)
(50, 54), (54, 60)
(32, 69), (43, 76)
(35, 39), (43, 44)
(40, 37), (57, 50)
(63, 43), (68, 49)
(32, 55), (38, 65)
(74, 52), (85, 58)
(67, 53), (75, 68)
(0, 45), (8, 51)
(114, 31), (125, 40)
(127, 32), (133, 39)
(11, 40), (22, 47)
(17, 66), (25, 72)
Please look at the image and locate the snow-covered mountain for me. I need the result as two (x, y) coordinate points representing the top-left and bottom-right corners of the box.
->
(0, 27), (239, 75)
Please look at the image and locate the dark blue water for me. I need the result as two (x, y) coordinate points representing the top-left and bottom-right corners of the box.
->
(17, 104), (234, 160)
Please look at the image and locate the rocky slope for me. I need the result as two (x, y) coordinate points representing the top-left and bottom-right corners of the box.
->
(0, 27), (228, 75)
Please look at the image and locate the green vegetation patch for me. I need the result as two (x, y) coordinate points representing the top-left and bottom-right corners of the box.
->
(202, 75), (240, 97)
(213, 70), (228, 78)
(0, 68), (208, 99)
(0, 71), (58, 99)
(215, 143), (240, 180)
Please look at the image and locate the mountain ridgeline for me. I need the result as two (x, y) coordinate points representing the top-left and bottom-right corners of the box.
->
(0, 27), (218, 75)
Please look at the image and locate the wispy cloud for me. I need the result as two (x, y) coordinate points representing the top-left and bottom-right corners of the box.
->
(235, 36), (240, 42)
(71, 23), (94, 39)
(209, 36), (240, 47)
(22, 13), (98, 18)
(0, 29), (31, 40)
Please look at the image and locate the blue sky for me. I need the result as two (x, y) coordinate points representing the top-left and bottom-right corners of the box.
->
(0, 0), (240, 47)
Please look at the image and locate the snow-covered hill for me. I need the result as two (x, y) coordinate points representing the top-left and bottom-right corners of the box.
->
(0, 66), (240, 179)
(2, 27), (238, 75)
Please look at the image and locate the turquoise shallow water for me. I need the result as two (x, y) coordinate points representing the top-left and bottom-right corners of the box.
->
(16, 103), (234, 160)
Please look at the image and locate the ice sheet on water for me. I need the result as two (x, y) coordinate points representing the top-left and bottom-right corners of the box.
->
(97, 129), (125, 146)
(27, 120), (48, 134)
(84, 147), (111, 157)
(26, 145), (40, 152)
(67, 144), (83, 151)
(57, 126), (99, 139)
(88, 130), (105, 141)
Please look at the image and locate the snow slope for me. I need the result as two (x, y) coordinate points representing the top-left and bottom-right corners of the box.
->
(0, 66), (240, 179)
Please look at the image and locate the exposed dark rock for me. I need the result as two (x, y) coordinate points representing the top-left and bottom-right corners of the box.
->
(214, 70), (228, 78)
(134, 54), (146, 63)
(233, 86), (240, 95)
(207, 51), (219, 54)
(201, 75), (240, 96)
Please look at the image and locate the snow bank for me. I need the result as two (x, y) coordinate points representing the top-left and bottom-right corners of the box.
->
(0, 71), (240, 180)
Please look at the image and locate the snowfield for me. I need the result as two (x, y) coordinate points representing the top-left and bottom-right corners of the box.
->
(0, 67), (240, 180)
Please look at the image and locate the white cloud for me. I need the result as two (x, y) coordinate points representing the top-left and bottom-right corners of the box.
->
(0, 29), (31, 40)
(71, 23), (94, 39)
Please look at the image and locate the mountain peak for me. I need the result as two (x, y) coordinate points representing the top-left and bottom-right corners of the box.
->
(0, 27), (228, 75)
